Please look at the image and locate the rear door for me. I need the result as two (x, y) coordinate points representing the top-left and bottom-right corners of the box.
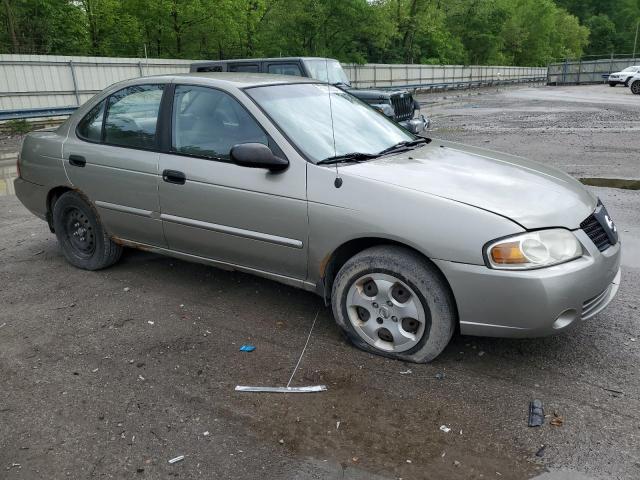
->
(157, 84), (308, 282)
(63, 83), (167, 246)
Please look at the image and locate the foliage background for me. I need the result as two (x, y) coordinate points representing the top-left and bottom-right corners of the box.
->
(1, 0), (638, 65)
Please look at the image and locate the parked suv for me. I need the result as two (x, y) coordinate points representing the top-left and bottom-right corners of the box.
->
(607, 66), (640, 87)
(190, 57), (429, 133)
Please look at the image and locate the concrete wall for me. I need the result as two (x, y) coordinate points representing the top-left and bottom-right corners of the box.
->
(0, 54), (546, 115)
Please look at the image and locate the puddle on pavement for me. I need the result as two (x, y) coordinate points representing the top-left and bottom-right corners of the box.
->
(0, 157), (18, 197)
(579, 177), (640, 190)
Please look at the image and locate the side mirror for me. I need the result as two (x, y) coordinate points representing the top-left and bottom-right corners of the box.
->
(230, 143), (289, 172)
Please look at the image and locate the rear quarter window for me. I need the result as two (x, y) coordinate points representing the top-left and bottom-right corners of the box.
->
(77, 100), (106, 142)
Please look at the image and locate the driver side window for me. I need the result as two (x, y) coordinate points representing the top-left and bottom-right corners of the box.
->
(172, 85), (268, 160)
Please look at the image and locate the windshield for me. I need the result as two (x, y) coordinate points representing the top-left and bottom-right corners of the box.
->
(303, 59), (351, 85)
(622, 66), (638, 72)
(247, 83), (414, 163)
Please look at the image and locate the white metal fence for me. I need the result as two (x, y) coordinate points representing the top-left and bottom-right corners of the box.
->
(547, 57), (640, 85)
(343, 63), (546, 89)
(0, 54), (547, 119)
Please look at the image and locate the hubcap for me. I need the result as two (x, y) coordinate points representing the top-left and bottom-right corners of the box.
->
(64, 207), (95, 257)
(346, 273), (427, 353)
(632, 82), (640, 94)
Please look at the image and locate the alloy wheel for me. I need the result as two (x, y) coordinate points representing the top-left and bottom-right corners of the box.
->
(346, 273), (427, 353)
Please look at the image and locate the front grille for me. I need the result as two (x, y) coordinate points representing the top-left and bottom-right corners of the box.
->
(390, 93), (413, 122)
(580, 213), (611, 251)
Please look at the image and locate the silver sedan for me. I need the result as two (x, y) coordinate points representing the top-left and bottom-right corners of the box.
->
(14, 73), (621, 362)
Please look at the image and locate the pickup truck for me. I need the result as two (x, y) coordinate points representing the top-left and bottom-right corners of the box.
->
(190, 57), (429, 133)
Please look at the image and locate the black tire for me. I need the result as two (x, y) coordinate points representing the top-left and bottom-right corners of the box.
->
(609, 82), (617, 87)
(631, 80), (640, 95)
(331, 245), (456, 363)
(52, 191), (122, 270)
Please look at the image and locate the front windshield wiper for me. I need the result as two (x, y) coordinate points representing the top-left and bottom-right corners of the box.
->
(377, 138), (429, 156)
(316, 152), (379, 165)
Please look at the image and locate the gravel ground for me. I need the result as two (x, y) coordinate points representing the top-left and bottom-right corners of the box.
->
(1, 84), (639, 479)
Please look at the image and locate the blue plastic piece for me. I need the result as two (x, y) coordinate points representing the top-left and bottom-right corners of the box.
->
(239, 345), (256, 352)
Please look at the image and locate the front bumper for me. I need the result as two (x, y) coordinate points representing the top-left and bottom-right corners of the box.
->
(433, 230), (622, 338)
(399, 114), (429, 134)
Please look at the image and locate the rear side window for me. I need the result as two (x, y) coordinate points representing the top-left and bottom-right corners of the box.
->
(228, 63), (259, 73)
(77, 100), (105, 142)
(172, 85), (268, 160)
(104, 85), (164, 149)
(267, 63), (302, 76)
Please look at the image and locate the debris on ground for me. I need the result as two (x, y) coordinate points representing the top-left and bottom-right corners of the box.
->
(602, 387), (624, 395)
(453, 460), (461, 467)
(0, 323), (6, 329)
(123, 287), (130, 292)
(336, 421), (340, 430)
(435, 372), (445, 380)
(168, 455), (185, 464)
(147, 321), (154, 325)
(399, 369), (412, 375)
(235, 385), (327, 393)
(478, 351), (485, 357)
(535, 445), (546, 457)
(528, 399), (544, 427)
(239, 345), (256, 352)
(550, 412), (564, 427)
(278, 439), (284, 444)
(439, 425), (451, 433)
(203, 431), (210, 436)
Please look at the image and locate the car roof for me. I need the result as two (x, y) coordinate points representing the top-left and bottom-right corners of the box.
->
(124, 72), (320, 88)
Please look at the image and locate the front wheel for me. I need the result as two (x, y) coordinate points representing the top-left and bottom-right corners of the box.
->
(609, 82), (617, 87)
(331, 246), (456, 363)
(52, 191), (123, 270)
(631, 81), (640, 95)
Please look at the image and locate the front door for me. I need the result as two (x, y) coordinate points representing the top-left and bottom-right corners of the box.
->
(158, 84), (308, 282)
(63, 84), (166, 246)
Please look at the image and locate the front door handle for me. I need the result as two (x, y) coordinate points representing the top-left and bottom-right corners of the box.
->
(162, 169), (186, 185)
(68, 155), (86, 167)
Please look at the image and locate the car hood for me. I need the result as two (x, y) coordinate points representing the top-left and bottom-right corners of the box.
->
(341, 139), (596, 229)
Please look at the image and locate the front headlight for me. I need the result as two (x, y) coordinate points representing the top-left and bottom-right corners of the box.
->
(485, 229), (583, 270)
(372, 103), (394, 117)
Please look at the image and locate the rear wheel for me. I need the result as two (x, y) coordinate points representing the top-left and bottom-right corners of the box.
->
(631, 80), (640, 95)
(52, 191), (122, 270)
(331, 246), (456, 363)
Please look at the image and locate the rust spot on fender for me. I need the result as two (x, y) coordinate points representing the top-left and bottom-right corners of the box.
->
(319, 252), (332, 277)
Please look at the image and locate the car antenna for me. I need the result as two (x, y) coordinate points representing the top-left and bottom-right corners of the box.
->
(325, 57), (342, 188)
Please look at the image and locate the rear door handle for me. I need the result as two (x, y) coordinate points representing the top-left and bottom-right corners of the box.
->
(162, 169), (186, 185)
(68, 155), (86, 167)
